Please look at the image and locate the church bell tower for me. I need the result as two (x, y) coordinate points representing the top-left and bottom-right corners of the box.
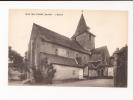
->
(71, 12), (95, 51)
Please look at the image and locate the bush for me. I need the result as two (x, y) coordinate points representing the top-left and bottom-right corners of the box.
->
(33, 64), (56, 84)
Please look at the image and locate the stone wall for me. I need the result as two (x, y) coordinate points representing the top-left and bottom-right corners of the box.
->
(113, 46), (127, 87)
(76, 32), (95, 50)
(53, 64), (83, 80)
(38, 40), (90, 65)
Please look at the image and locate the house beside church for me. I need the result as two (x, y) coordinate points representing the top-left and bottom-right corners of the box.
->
(113, 46), (127, 87)
(27, 13), (111, 81)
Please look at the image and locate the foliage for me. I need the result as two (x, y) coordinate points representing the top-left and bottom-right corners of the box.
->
(33, 59), (56, 84)
(115, 46), (128, 87)
(8, 46), (26, 72)
(32, 67), (44, 83)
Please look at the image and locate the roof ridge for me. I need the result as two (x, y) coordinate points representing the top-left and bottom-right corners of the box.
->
(95, 46), (107, 49)
(33, 23), (71, 40)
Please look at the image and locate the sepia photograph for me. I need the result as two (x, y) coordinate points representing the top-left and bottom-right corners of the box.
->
(8, 9), (128, 87)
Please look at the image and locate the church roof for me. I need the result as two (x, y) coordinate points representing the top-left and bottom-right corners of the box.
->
(94, 46), (110, 57)
(31, 23), (90, 54)
(40, 52), (84, 68)
(75, 14), (89, 34)
(71, 13), (95, 39)
(91, 46), (110, 64)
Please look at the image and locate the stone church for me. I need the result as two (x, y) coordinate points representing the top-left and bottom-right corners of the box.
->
(27, 13), (110, 81)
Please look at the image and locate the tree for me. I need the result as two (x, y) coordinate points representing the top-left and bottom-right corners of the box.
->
(33, 58), (56, 84)
(8, 46), (24, 72)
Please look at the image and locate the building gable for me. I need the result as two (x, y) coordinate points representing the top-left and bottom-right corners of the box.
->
(31, 23), (90, 54)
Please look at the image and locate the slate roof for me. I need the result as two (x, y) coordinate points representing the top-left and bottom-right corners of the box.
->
(32, 23), (90, 54)
(91, 46), (110, 64)
(40, 52), (84, 68)
(71, 14), (95, 39)
(93, 46), (110, 57)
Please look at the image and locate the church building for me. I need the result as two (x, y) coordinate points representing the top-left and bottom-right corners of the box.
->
(27, 13), (110, 81)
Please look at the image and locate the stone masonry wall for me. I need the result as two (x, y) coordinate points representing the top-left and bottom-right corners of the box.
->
(76, 32), (95, 50)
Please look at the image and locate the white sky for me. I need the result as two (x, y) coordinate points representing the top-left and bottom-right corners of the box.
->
(9, 9), (128, 56)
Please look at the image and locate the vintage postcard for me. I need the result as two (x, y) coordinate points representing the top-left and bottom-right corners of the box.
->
(8, 9), (128, 87)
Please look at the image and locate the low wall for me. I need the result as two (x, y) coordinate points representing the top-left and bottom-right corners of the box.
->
(108, 67), (113, 77)
(53, 64), (83, 80)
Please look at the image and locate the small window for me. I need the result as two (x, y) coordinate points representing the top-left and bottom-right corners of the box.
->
(57, 48), (67, 57)
(40, 37), (45, 42)
(55, 48), (58, 55)
(73, 70), (76, 75)
(67, 51), (69, 57)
